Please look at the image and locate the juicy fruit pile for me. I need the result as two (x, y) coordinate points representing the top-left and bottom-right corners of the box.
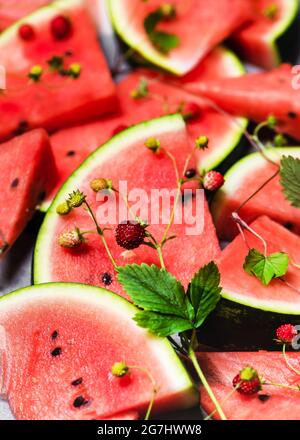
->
(0, 284), (196, 419)
(0, 129), (57, 257)
(1, 0), (300, 422)
(0, 0), (116, 141)
(34, 115), (221, 296)
(198, 351), (300, 420)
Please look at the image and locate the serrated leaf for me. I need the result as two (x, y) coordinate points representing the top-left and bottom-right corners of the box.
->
(244, 248), (289, 286)
(144, 10), (180, 54)
(117, 264), (191, 319)
(187, 262), (222, 328)
(280, 155), (300, 208)
(134, 311), (193, 337)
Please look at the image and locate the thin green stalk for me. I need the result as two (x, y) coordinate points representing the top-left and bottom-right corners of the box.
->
(263, 381), (300, 391)
(130, 366), (158, 420)
(156, 246), (166, 269)
(188, 331), (227, 421)
(204, 385), (240, 420)
(283, 344), (300, 376)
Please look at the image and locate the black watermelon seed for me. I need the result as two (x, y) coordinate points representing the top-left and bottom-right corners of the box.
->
(288, 111), (297, 119)
(73, 395), (89, 408)
(51, 347), (62, 357)
(102, 272), (112, 286)
(284, 222), (293, 231)
(71, 377), (83, 387)
(258, 394), (270, 403)
(11, 178), (19, 188)
(185, 168), (196, 179)
(65, 50), (73, 57)
(51, 330), (59, 340)
(66, 150), (76, 157)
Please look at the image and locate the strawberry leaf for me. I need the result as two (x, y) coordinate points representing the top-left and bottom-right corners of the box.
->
(243, 249), (289, 286)
(187, 262), (222, 328)
(280, 156), (300, 208)
(134, 312), (193, 337)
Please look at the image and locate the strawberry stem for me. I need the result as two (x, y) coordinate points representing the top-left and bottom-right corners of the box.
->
(129, 365), (158, 420)
(232, 212), (268, 256)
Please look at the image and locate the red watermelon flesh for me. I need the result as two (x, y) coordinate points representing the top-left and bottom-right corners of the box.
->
(218, 216), (300, 312)
(198, 351), (300, 420)
(186, 64), (300, 141)
(232, 0), (299, 69)
(0, 0), (116, 142)
(0, 0), (50, 31)
(0, 284), (197, 420)
(34, 116), (221, 298)
(212, 149), (300, 241)
(0, 129), (57, 257)
(108, 0), (252, 75)
(44, 47), (246, 209)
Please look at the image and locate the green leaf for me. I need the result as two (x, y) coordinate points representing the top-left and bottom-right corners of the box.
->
(187, 262), (222, 328)
(117, 264), (191, 319)
(134, 311), (193, 337)
(280, 156), (300, 208)
(243, 249), (289, 286)
(150, 31), (180, 54)
(144, 10), (180, 54)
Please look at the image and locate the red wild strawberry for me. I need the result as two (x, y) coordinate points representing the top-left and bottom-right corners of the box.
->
(51, 15), (72, 40)
(112, 124), (129, 136)
(19, 24), (35, 41)
(276, 324), (297, 344)
(182, 102), (202, 121)
(233, 366), (261, 395)
(203, 171), (224, 191)
(115, 221), (146, 250)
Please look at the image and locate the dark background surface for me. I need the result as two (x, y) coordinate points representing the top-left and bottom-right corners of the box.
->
(1, 0), (300, 420)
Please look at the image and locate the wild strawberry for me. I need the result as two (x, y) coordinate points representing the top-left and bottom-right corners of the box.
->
(51, 15), (72, 40)
(182, 102), (202, 121)
(90, 178), (112, 193)
(19, 24), (35, 41)
(58, 228), (83, 249)
(115, 221), (146, 250)
(203, 171), (224, 191)
(195, 135), (209, 150)
(56, 201), (71, 215)
(276, 324), (297, 344)
(112, 124), (129, 136)
(185, 168), (197, 179)
(67, 190), (86, 208)
(233, 366), (261, 395)
(111, 362), (129, 377)
(145, 137), (161, 153)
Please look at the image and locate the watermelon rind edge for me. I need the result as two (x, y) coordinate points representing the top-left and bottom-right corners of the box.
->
(0, 282), (198, 412)
(211, 147), (300, 227)
(33, 114), (186, 283)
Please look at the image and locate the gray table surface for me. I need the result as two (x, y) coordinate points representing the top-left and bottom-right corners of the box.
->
(1, 0), (300, 421)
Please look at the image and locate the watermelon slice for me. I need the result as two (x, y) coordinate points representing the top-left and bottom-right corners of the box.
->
(0, 1), (50, 31)
(199, 216), (300, 350)
(42, 47), (247, 210)
(108, 0), (252, 75)
(0, 0), (116, 142)
(0, 283), (197, 419)
(232, 0), (299, 69)
(186, 64), (300, 141)
(198, 351), (300, 420)
(34, 115), (221, 297)
(0, 129), (57, 257)
(212, 148), (300, 241)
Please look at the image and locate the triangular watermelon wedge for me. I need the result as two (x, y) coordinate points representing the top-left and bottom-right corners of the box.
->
(0, 0), (117, 142)
(108, 0), (252, 75)
(232, 0), (299, 69)
(198, 351), (300, 420)
(34, 115), (220, 297)
(0, 283), (197, 419)
(186, 64), (300, 140)
(42, 47), (247, 210)
(212, 148), (300, 241)
(199, 216), (300, 350)
(0, 129), (57, 257)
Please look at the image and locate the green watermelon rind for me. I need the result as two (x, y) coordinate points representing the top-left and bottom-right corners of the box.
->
(0, 282), (198, 411)
(0, 0), (83, 47)
(211, 147), (300, 228)
(34, 114), (186, 282)
(266, 0), (299, 66)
